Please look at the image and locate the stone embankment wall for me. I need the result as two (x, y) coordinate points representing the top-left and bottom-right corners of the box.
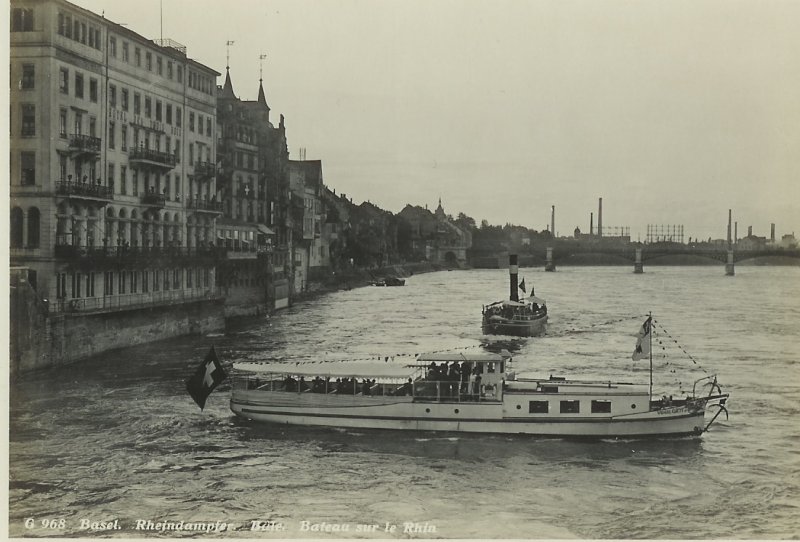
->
(10, 262), (442, 376)
(10, 273), (225, 377)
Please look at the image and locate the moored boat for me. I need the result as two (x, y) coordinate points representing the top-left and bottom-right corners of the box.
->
(228, 326), (729, 438)
(482, 254), (548, 337)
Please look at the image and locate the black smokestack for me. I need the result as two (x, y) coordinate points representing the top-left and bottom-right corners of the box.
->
(509, 254), (519, 302)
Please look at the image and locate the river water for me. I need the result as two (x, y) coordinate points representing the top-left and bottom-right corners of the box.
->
(8, 266), (800, 539)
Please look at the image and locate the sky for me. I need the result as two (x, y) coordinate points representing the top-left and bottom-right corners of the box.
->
(67, 0), (800, 241)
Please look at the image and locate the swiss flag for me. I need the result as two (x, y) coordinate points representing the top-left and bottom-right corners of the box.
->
(186, 346), (227, 410)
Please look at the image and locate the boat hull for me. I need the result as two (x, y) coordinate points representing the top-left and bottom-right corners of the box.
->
(230, 391), (705, 438)
(482, 315), (548, 337)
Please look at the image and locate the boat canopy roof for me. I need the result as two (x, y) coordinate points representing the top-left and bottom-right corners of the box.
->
(234, 351), (510, 377)
(233, 361), (416, 379)
(486, 296), (546, 308)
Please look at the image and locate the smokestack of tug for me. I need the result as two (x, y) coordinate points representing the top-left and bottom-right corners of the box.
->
(509, 254), (519, 302)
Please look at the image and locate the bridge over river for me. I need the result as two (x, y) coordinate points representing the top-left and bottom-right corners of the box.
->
(473, 246), (800, 274)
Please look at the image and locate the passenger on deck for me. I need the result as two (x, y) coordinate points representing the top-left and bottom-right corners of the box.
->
(460, 362), (471, 393)
(473, 375), (482, 398)
(428, 362), (438, 380)
(398, 378), (413, 396)
(361, 379), (372, 396)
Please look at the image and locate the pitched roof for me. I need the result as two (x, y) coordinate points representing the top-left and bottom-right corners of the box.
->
(220, 68), (237, 99)
(257, 79), (269, 108)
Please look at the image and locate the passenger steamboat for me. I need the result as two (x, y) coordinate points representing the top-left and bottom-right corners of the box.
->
(228, 345), (729, 438)
(482, 254), (548, 337)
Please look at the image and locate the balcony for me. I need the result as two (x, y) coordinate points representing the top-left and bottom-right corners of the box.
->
(129, 147), (176, 172)
(194, 161), (216, 180)
(56, 181), (113, 202)
(49, 287), (223, 315)
(187, 197), (223, 214)
(54, 244), (224, 268)
(68, 134), (101, 158)
(217, 239), (263, 260)
(141, 192), (167, 208)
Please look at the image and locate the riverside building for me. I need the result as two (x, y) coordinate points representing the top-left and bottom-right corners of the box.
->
(10, 0), (221, 313)
(216, 68), (291, 313)
(10, 0), (225, 372)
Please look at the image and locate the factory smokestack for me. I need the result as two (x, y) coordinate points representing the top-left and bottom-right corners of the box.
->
(590, 212), (594, 235)
(598, 198), (603, 237)
(727, 210), (732, 246)
(771, 223), (776, 242)
(551, 206), (555, 238)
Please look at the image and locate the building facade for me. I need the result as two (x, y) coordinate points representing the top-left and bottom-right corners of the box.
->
(10, 0), (222, 314)
(288, 159), (325, 291)
(216, 69), (291, 311)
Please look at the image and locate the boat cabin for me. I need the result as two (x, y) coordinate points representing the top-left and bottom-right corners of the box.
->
(231, 352), (513, 403)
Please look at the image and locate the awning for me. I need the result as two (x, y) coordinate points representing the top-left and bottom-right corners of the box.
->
(257, 225), (275, 235)
(233, 361), (416, 380)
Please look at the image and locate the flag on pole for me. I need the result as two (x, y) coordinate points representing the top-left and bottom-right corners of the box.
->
(518, 278), (526, 293)
(186, 345), (227, 410)
(632, 317), (652, 360)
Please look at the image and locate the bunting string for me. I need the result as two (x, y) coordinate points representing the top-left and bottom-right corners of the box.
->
(652, 318), (710, 376)
(220, 315), (644, 368)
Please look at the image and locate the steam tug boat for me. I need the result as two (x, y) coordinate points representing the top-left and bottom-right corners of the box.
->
(482, 254), (548, 337)
(229, 349), (729, 438)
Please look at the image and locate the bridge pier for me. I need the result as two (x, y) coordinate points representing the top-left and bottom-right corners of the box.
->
(634, 248), (643, 273)
(544, 247), (556, 272)
(725, 249), (735, 276)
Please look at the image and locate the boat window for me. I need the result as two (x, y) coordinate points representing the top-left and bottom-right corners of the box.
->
(560, 400), (580, 414)
(540, 385), (558, 393)
(499, 361), (504, 373)
(488, 363), (495, 373)
(591, 400), (612, 413)
(529, 400), (549, 414)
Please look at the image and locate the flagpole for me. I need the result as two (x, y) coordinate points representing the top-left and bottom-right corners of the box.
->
(648, 312), (653, 400)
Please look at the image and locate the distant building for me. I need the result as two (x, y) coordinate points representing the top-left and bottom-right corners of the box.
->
(320, 187), (350, 271)
(10, 0), (220, 313)
(398, 199), (471, 266)
(738, 235), (768, 251)
(347, 201), (399, 268)
(779, 233), (798, 249)
(288, 159), (325, 292)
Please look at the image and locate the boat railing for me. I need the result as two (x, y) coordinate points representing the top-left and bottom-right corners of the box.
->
(232, 374), (498, 402)
(691, 374), (720, 399)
